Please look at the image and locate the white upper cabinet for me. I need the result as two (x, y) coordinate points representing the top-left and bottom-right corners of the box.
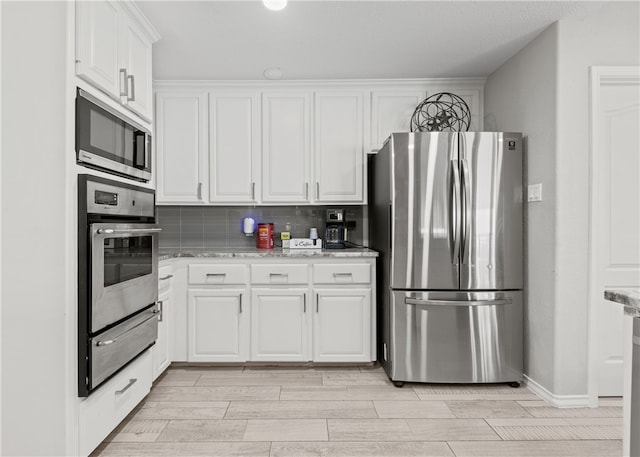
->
(76, 0), (121, 97)
(262, 92), (312, 204)
(314, 91), (365, 203)
(120, 12), (154, 121)
(155, 91), (209, 203)
(209, 92), (261, 203)
(154, 80), (483, 205)
(371, 90), (425, 151)
(76, 0), (159, 121)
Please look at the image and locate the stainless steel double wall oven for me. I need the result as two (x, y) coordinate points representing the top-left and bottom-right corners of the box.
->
(78, 175), (161, 397)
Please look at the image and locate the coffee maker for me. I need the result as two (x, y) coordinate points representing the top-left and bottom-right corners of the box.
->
(324, 209), (346, 249)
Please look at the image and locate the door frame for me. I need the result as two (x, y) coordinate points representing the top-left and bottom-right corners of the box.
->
(587, 66), (640, 407)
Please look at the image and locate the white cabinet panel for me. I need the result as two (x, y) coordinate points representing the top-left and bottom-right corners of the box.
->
(251, 264), (309, 285)
(371, 91), (424, 150)
(121, 15), (153, 121)
(313, 263), (371, 285)
(262, 93), (311, 203)
(209, 93), (261, 203)
(79, 350), (152, 456)
(156, 92), (208, 203)
(188, 289), (248, 362)
(314, 288), (372, 362)
(314, 92), (364, 203)
(152, 288), (171, 379)
(251, 288), (310, 361)
(76, 0), (121, 97)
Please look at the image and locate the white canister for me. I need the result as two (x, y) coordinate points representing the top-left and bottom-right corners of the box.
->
(309, 227), (318, 239)
(243, 217), (255, 236)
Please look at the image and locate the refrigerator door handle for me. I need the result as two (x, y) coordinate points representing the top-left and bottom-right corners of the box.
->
(405, 297), (512, 307)
(460, 158), (472, 264)
(449, 160), (461, 263)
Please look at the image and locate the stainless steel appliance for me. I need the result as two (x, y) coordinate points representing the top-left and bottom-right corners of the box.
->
(324, 209), (346, 249)
(78, 174), (161, 396)
(370, 132), (523, 386)
(76, 88), (152, 182)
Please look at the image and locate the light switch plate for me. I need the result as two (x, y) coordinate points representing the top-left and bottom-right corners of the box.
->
(528, 183), (542, 202)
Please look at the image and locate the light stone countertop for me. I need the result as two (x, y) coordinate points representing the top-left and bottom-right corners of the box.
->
(159, 247), (379, 262)
(604, 288), (640, 318)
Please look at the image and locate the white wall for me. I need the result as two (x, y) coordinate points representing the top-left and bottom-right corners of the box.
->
(1, 2), (71, 455)
(484, 2), (640, 398)
(554, 1), (640, 396)
(484, 23), (559, 393)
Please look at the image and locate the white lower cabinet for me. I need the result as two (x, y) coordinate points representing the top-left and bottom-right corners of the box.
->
(188, 288), (249, 362)
(181, 257), (376, 363)
(314, 288), (372, 362)
(152, 288), (171, 379)
(251, 288), (311, 361)
(78, 350), (152, 456)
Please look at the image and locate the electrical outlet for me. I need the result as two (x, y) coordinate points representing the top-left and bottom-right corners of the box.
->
(527, 183), (542, 202)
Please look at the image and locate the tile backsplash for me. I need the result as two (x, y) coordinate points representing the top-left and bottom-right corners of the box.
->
(157, 206), (367, 249)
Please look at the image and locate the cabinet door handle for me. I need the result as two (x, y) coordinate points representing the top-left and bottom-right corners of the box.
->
(251, 182), (256, 200)
(127, 74), (135, 101)
(119, 68), (128, 97)
(239, 293), (243, 313)
(305, 182), (309, 200)
(159, 274), (173, 281)
(197, 182), (203, 200)
(316, 293), (319, 313)
(316, 182), (320, 199)
(157, 300), (164, 322)
(115, 378), (137, 395)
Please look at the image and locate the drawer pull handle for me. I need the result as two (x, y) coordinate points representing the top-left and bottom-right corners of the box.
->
(333, 273), (353, 278)
(206, 273), (226, 279)
(269, 273), (288, 281)
(115, 378), (137, 395)
(159, 274), (173, 281)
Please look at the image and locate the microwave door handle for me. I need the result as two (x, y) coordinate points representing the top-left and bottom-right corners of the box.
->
(97, 228), (163, 235)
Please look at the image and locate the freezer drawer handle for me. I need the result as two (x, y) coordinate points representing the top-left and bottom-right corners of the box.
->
(405, 298), (512, 307)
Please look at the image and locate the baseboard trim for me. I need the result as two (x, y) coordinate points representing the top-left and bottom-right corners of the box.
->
(524, 375), (591, 408)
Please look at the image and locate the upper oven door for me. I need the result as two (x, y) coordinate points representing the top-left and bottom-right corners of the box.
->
(76, 89), (151, 182)
(90, 223), (161, 333)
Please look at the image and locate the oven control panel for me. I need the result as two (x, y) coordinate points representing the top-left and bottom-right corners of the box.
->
(95, 190), (118, 206)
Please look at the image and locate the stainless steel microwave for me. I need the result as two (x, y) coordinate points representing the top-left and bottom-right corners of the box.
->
(76, 88), (151, 182)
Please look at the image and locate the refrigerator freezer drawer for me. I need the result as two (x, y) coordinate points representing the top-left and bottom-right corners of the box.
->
(389, 290), (523, 384)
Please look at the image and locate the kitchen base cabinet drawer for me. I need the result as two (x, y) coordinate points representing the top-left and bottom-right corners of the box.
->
(78, 350), (152, 456)
(313, 263), (371, 284)
(189, 264), (248, 285)
(251, 264), (309, 285)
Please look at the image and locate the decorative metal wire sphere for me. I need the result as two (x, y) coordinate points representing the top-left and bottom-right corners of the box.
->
(410, 92), (471, 132)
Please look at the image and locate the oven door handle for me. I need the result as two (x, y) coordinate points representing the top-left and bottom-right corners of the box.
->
(95, 311), (159, 347)
(97, 227), (163, 235)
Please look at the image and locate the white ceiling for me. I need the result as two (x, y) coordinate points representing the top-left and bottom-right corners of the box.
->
(138, 0), (610, 81)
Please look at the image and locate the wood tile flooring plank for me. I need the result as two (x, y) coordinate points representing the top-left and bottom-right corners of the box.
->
(374, 400), (455, 418)
(225, 400), (377, 419)
(280, 386), (419, 401)
(270, 441), (455, 456)
(155, 419), (248, 442)
(147, 386), (281, 401)
(448, 439), (622, 456)
(135, 401), (229, 420)
(406, 418), (501, 441)
(195, 376), (323, 386)
(243, 419), (328, 441)
(445, 400), (533, 418)
(91, 441), (271, 456)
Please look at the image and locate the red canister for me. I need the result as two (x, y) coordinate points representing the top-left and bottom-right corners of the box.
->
(256, 223), (274, 249)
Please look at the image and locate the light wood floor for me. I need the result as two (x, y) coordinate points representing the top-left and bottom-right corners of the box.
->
(91, 365), (622, 457)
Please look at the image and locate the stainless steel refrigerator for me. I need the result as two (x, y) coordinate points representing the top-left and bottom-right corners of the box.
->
(369, 132), (523, 387)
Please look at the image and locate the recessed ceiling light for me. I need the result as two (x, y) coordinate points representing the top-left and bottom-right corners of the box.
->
(263, 67), (283, 80)
(263, 0), (287, 11)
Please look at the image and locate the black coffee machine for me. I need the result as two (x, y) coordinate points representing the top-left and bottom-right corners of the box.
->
(324, 209), (346, 249)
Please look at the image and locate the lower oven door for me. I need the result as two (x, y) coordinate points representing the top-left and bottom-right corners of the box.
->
(90, 304), (159, 389)
(91, 223), (160, 332)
